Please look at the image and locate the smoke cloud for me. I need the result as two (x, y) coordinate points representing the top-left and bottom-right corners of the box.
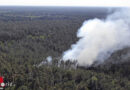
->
(62, 8), (130, 66)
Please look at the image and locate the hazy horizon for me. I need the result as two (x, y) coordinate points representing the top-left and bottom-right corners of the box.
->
(0, 0), (130, 7)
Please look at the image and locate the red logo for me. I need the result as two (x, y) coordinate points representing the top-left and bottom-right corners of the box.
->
(0, 77), (5, 88)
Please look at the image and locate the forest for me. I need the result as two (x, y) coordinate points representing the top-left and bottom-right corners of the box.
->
(0, 6), (130, 90)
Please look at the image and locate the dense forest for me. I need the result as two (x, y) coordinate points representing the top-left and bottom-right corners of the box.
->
(0, 6), (130, 90)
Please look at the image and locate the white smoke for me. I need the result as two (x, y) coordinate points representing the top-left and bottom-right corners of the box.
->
(37, 56), (52, 67)
(46, 56), (52, 63)
(62, 8), (130, 66)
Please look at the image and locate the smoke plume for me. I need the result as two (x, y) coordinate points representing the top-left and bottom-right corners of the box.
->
(62, 8), (130, 66)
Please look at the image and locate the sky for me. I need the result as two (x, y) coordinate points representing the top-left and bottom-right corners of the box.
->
(0, 0), (130, 7)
